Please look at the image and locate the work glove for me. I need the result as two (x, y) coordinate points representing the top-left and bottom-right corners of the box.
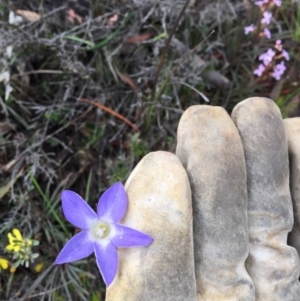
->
(106, 97), (300, 301)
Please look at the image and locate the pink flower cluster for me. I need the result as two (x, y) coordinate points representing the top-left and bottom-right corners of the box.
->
(244, 0), (282, 39)
(253, 40), (290, 80)
(244, 0), (289, 80)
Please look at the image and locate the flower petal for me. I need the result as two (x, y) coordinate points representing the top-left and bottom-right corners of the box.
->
(111, 224), (153, 247)
(61, 190), (98, 229)
(5, 244), (20, 252)
(94, 242), (118, 286)
(0, 258), (9, 270)
(7, 233), (14, 245)
(54, 230), (94, 264)
(5, 244), (14, 251)
(12, 229), (22, 241)
(97, 182), (127, 222)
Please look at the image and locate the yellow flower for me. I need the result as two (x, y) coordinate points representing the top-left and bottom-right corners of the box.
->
(10, 266), (16, 273)
(0, 258), (9, 271)
(6, 228), (24, 252)
(34, 262), (44, 273)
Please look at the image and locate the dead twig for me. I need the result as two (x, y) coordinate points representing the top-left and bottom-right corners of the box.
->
(79, 98), (139, 132)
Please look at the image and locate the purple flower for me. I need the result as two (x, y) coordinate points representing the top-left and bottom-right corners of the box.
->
(244, 24), (255, 35)
(275, 61), (286, 72)
(264, 28), (271, 39)
(275, 39), (282, 50)
(254, 64), (266, 77)
(254, 1), (263, 6)
(255, 0), (268, 6)
(273, 0), (281, 6)
(272, 61), (286, 80)
(282, 49), (290, 61)
(54, 182), (153, 286)
(261, 11), (272, 25)
(259, 48), (276, 66)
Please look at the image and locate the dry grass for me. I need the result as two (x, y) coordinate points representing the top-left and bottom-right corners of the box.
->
(0, 0), (299, 300)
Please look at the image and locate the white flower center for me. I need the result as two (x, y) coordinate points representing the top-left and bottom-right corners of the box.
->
(92, 222), (110, 239)
(96, 228), (105, 237)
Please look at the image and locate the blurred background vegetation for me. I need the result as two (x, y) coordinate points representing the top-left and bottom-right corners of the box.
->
(0, 0), (299, 300)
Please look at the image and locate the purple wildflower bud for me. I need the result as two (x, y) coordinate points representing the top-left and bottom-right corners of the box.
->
(254, 64), (266, 77)
(282, 49), (290, 61)
(259, 48), (276, 66)
(264, 28), (271, 39)
(261, 11), (272, 25)
(244, 24), (255, 35)
(275, 40), (282, 51)
(272, 61), (286, 80)
(273, 0), (282, 6)
(54, 182), (153, 286)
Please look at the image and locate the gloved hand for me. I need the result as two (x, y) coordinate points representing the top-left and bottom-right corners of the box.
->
(106, 97), (300, 301)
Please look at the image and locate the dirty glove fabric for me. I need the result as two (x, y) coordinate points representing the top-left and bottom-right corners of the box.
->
(232, 97), (300, 301)
(285, 118), (300, 260)
(176, 105), (254, 301)
(106, 151), (197, 301)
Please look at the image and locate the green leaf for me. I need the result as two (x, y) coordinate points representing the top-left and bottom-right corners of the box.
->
(29, 173), (69, 236)
(64, 35), (95, 47)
